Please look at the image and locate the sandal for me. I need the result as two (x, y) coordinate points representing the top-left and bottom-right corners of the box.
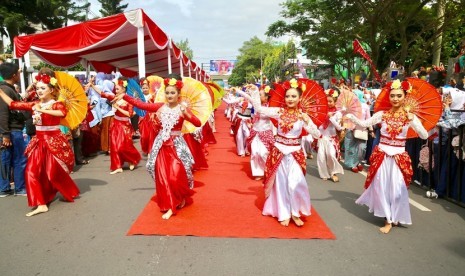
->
(76, 160), (89, 165)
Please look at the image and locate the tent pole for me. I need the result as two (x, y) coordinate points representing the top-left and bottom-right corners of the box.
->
(85, 60), (90, 80)
(188, 62), (191, 78)
(167, 38), (172, 75)
(18, 57), (26, 93)
(137, 26), (146, 78)
(180, 53), (184, 78)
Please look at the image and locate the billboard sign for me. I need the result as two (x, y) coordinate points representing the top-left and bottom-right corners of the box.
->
(210, 60), (236, 75)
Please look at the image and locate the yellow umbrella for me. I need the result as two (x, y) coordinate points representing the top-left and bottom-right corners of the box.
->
(155, 77), (212, 133)
(54, 71), (88, 129)
(203, 82), (224, 109)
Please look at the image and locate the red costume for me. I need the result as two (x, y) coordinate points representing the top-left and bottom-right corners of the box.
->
(123, 95), (202, 213)
(10, 101), (80, 207)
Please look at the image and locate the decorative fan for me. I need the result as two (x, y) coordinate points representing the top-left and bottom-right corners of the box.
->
(375, 78), (443, 138)
(54, 71), (88, 129)
(203, 81), (224, 109)
(126, 78), (147, 117)
(335, 87), (362, 129)
(146, 75), (164, 96)
(269, 78), (328, 127)
(155, 77), (213, 133)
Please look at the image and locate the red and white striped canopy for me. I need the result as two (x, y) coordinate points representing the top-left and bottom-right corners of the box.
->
(14, 9), (208, 79)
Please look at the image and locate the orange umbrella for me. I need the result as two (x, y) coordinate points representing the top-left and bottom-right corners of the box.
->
(55, 71), (88, 129)
(270, 78), (328, 127)
(374, 78), (443, 138)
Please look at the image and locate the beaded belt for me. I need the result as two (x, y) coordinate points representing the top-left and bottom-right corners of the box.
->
(380, 135), (406, 147)
(114, 115), (130, 122)
(35, 125), (60, 131)
(275, 135), (301, 146)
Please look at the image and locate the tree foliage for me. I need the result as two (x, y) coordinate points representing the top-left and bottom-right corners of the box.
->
(176, 39), (194, 59)
(267, 0), (465, 77)
(98, 0), (128, 17)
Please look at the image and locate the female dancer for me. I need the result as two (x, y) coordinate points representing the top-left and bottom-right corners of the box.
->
(89, 77), (141, 174)
(115, 76), (202, 220)
(245, 85), (274, 180)
(138, 78), (160, 155)
(317, 89), (344, 182)
(241, 80), (321, 227)
(0, 68), (80, 216)
(346, 79), (428, 234)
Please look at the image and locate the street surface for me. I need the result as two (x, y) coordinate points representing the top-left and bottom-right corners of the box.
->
(1, 143), (464, 276)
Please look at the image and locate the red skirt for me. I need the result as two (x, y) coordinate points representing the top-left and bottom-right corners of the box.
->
(110, 119), (141, 170)
(202, 123), (217, 144)
(25, 131), (80, 207)
(183, 133), (208, 170)
(154, 139), (194, 212)
(139, 113), (160, 154)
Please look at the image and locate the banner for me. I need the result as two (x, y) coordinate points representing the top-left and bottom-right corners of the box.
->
(210, 60), (236, 75)
(353, 39), (381, 81)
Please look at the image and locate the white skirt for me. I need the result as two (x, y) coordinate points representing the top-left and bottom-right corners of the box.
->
(355, 155), (412, 224)
(250, 136), (269, 177)
(262, 154), (311, 221)
(235, 120), (250, 156)
(317, 137), (344, 179)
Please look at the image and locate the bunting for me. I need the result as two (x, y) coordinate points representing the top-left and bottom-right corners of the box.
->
(353, 39), (381, 81)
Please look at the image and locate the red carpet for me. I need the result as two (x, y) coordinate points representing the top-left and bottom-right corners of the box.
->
(127, 104), (335, 239)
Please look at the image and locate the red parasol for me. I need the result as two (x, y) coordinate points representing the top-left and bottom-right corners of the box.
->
(335, 87), (362, 129)
(374, 78), (443, 138)
(269, 78), (328, 127)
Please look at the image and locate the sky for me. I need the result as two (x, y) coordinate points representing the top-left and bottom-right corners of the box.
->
(84, 0), (290, 68)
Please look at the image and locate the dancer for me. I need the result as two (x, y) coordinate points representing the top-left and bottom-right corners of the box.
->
(232, 90), (252, 157)
(89, 77), (141, 174)
(346, 79), (428, 234)
(115, 76), (202, 220)
(138, 78), (160, 155)
(317, 89), (344, 182)
(0, 68), (80, 216)
(242, 80), (321, 227)
(244, 85), (274, 180)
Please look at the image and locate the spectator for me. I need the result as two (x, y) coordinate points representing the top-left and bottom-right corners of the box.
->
(0, 63), (27, 197)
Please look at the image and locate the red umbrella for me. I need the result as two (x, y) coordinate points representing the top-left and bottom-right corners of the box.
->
(269, 78), (328, 127)
(374, 78), (443, 138)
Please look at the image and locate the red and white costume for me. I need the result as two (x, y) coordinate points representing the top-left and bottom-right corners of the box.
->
(347, 111), (428, 224)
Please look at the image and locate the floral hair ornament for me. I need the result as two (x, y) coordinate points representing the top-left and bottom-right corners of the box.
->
(164, 78), (183, 90)
(389, 79), (412, 93)
(116, 79), (128, 88)
(283, 78), (306, 92)
(325, 89), (339, 98)
(35, 74), (58, 87)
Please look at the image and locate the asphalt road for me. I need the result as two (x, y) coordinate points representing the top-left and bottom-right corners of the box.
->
(1, 143), (464, 276)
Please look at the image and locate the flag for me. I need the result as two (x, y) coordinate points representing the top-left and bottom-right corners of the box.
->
(353, 39), (381, 81)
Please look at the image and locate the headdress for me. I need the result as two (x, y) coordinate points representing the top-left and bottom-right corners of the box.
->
(282, 78), (306, 92)
(325, 89), (339, 98)
(164, 78), (183, 90)
(35, 74), (58, 87)
(116, 79), (128, 88)
(387, 79), (412, 93)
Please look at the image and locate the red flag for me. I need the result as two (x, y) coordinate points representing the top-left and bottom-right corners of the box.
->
(353, 39), (381, 81)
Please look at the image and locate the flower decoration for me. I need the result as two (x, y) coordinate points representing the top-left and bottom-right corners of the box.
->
(116, 79), (128, 88)
(282, 78), (305, 92)
(35, 74), (58, 87)
(164, 78), (184, 90)
(140, 79), (149, 87)
(264, 85), (271, 93)
(388, 79), (412, 93)
(325, 89), (339, 98)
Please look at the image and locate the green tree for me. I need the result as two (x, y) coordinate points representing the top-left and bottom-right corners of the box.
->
(176, 39), (194, 59)
(56, 0), (91, 26)
(98, 0), (128, 17)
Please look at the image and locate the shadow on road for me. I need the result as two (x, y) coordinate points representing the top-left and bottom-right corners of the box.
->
(74, 178), (108, 194)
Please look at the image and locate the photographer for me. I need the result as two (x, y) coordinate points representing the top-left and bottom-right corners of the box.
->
(0, 62), (27, 197)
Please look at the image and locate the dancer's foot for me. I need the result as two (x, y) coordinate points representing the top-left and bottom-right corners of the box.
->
(292, 216), (304, 227)
(254, 177), (263, 181)
(322, 178), (328, 181)
(110, 168), (123, 175)
(308, 154), (314, 159)
(129, 163), (135, 171)
(351, 167), (359, 173)
(331, 175), (339, 182)
(162, 209), (173, 220)
(280, 219), (290, 227)
(177, 199), (186, 209)
(379, 221), (392, 234)
(26, 205), (48, 217)
(357, 164), (364, 171)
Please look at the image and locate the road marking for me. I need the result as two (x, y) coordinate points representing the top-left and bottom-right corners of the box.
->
(357, 170), (431, 212)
